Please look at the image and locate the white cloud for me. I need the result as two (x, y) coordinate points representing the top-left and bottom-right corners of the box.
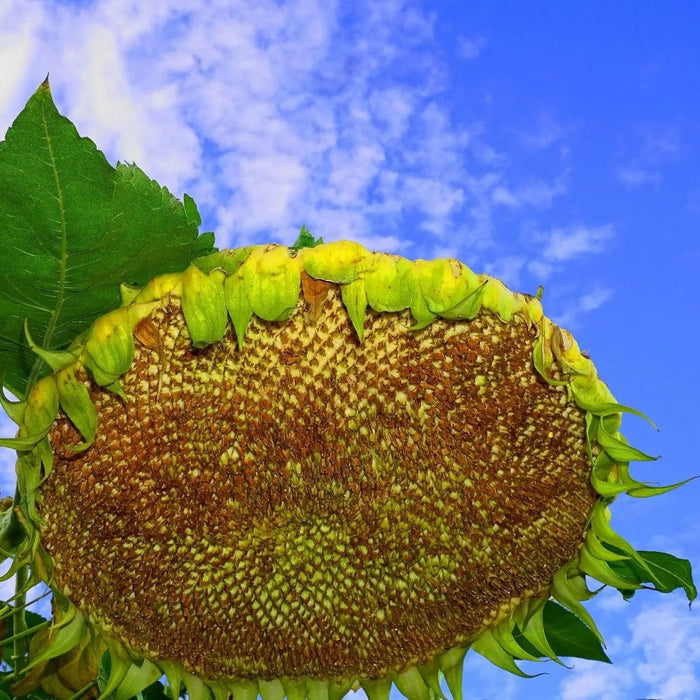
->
(541, 224), (615, 262)
(560, 597), (700, 700)
(638, 124), (680, 162)
(629, 600), (700, 699)
(560, 660), (635, 700)
(229, 153), (309, 230)
(520, 111), (570, 151)
(0, 31), (34, 118)
(527, 259), (554, 281)
(615, 166), (660, 189)
(578, 287), (612, 312)
(492, 177), (567, 209)
(613, 123), (680, 190)
(403, 175), (465, 232)
(554, 286), (613, 328)
(368, 87), (415, 140)
(521, 225), (615, 316)
(0, 0), (626, 333)
(457, 36), (487, 61)
(0, 2), (44, 133)
(0, 0), (595, 270)
(484, 255), (526, 289)
(326, 143), (386, 206)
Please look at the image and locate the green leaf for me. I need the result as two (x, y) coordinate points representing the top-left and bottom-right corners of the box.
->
(0, 505), (27, 556)
(97, 648), (111, 692)
(183, 193), (202, 228)
(0, 80), (215, 400)
(139, 680), (173, 699)
(513, 601), (610, 664)
(608, 549), (697, 602)
(542, 601), (611, 663)
(290, 225), (323, 250)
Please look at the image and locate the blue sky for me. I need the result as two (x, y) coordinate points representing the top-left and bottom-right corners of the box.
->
(1, 1), (699, 698)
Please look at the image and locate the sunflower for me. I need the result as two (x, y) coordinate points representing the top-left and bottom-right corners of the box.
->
(0, 239), (689, 700)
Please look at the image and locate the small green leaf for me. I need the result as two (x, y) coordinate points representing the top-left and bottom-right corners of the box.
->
(183, 193), (202, 227)
(290, 225), (323, 250)
(140, 680), (174, 699)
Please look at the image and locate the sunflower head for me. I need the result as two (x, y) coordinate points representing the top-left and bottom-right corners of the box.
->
(0, 241), (689, 700)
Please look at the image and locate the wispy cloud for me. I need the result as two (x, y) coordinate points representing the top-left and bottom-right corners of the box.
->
(554, 286), (613, 328)
(0, 0), (575, 264)
(484, 255), (527, 289)
(492, 176), (567, 209)
(615, 166), (660, 189)
(560, 659), (635, 700)
(0, 3), (43, 123)
(517, 224), (615, 325)
(637, 124), (680, 162)
(578, 287), (613, 312)
(457, 36), (487, 61)
(1, 0), (503, 253)
(0, 0), (624, 333)
(540, 224), (615, 262)
(519, 111), (571, 151)
(614, 123), (680, 190)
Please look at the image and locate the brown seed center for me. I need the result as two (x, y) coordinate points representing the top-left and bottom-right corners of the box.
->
(41, 290), (595, 681)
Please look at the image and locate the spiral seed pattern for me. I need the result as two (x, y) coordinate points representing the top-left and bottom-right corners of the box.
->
(42, 288), (594, 681)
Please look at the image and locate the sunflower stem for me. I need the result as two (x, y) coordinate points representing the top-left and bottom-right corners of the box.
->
(11, 562), (29, 674)
(2, 618), (51, 646)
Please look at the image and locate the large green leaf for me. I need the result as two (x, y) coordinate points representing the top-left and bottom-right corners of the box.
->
(0, 79), (215, 399)
(513, 601), (611, 664)
(541, 601), (611, 663)
(608, 549), (697, 602)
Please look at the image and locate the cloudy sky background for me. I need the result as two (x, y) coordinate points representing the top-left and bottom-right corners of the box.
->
(1, 1), (699, 698)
